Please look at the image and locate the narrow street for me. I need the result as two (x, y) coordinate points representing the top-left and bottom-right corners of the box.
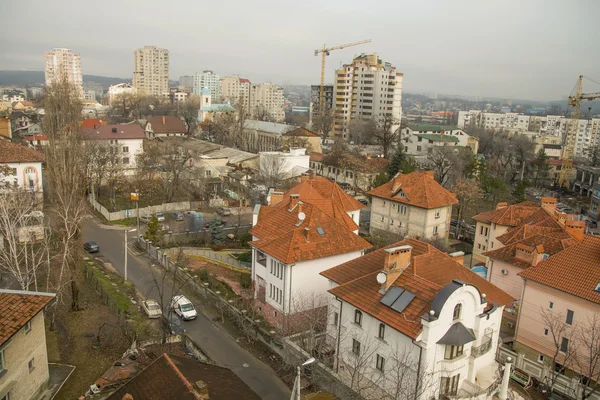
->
(82, 216), (291, 400)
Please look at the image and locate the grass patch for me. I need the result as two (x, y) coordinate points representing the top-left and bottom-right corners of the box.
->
(108, 217), (137, 227)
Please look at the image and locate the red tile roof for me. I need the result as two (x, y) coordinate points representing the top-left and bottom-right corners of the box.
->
(472, 201), (542, 226)
(0, 140), (44, 163)
(147, 116), (187, 134)
(519, 235), (600, 304)
(109, 353), (261, 400)
(250, 199), (371, 263)
(281, 175), (365, 212)
(367, 171), (458, 209)
(0, 289), (55, 346)
(283, 127), (319, 138)
(322, 239), (513, 339)
(81, 118), (103, 129)
(83, 124), (146, 140)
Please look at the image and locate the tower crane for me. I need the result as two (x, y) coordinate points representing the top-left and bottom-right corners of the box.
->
(314, 39), (371, 110)
(558, 76), (600, 187)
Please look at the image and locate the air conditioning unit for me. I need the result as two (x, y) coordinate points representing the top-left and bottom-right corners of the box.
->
(507, 322), (515, 329)
(501, 269), (509, 275)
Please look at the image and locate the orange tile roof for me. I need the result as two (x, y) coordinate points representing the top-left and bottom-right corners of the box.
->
(250, 199), (371, 263)
(147, 116), (187, 134)
(367, 171), (458, 209)
(322, 239), (513, 339)
(0, 289), (55, 346)
(472, 201), (542, 226)
(281, 175), (365, 212)
(0, 140), (44, 163)
(81, 118), (104, 129)
(483, 232), (577, 269)
(519, 235), (600, 304)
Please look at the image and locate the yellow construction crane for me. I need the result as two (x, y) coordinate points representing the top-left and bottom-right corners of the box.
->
(314, 39), (371, 110)
(558, 75), (600, 187)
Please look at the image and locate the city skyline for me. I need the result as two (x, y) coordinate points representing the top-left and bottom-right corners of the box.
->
(1, 0), (599, 101)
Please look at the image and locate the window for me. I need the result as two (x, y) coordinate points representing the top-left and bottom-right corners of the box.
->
(122, 146), (129, 153)
(378, 323), (385, 340)
(205, 170), (212, 177)
(435, 209), (441, 219)
(333, 312), (339, 326)
(566, 309), (574, 325)
(480, 225), (484, 235)
(417, 145), (422, 152)
(549, 301), (554, 310)
(122, 157), (129, 164)
(433, 226), (439, 235)
(539, 354), (545, 362)
(25, 167), (34, 174)
(376, 354), (385, 371)
(28, 358), (34, 372)
(354, 309), (362, 326)
(440, 374), (460, 396)
(544, 328), (549, 336)
(478, 243), (481, 250)
(453, 304), (462, 320)
(0, 348), (5, 373)
(445, 345), (464, 360)
(352, 339), (361, 355)
(25, 320), (31, 334)
(560, 337), (569, 353)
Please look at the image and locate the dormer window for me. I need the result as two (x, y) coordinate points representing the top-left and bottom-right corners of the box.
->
(453, 304), (462, 320)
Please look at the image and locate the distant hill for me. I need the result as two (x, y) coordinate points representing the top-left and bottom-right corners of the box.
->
(0, 70), (130, 88)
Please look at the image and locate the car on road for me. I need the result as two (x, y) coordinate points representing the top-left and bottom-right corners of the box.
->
(162, 313), (186, 335)
(83, 241), (99, 253)
(141, 299), (163, 319)
(155, 212), (165, 222)
(217, 207), (231, 216)
(357, 198), (369, 206)
(170, 295), (197, 320)
(171, 211), (185, 221)
(139, 215), (150, 224)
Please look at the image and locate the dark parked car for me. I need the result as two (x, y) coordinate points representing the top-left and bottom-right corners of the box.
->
(171, 211), (185, 221)
(162, 313), (186, 335)
(358, 199), (369, 206)
(84, 241), (99, 253)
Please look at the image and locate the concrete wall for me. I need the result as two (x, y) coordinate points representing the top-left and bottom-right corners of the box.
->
(0, 311), (50, 400)
(88, 197), (202, 222)
(486, 258), (526, 302)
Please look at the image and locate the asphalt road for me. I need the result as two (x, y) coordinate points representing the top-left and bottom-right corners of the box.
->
(82, 217), (291, 400)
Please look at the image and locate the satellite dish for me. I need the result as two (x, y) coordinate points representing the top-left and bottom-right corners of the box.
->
(376, 272), (386, 284)
(298, 212), (306, 221)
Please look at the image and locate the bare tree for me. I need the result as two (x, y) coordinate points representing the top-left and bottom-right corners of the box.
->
(575, 314), (600, 399)
(339, 333), (386, 398)
(312, 106), (335, 143)
(43, 77), (88, 311)
(258, 153), (288, 188)
(451, 178), (484, 237)
(540, 307), (578, 393)
(253, 104), (273, 122)
(371, 115), (400, 159)
(428, 146), (461, 187)
(176, 96), (200, 136)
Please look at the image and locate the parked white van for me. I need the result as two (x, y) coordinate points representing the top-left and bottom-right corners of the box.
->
(170, 295), (197, 320)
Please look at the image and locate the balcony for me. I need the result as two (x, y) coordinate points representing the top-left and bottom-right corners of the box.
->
(471, 328), (493, 358)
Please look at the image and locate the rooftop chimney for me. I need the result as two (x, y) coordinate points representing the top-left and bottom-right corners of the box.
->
(532, 245), (545, 266)
(496, 202), (508, 210)
(515, 243), (535, 264)
(300, 173), (309, 182)
(194, 380), (209, 399)
(381, 245), (412, 292)
(541, 197), (557, 212)
(289, 194), (300, 210)
(565, 219), (585, 243)
(449, 251), (465, 266)
(269, 191), (284, 206)
(112, 127), (117, 133)
(162, 116), (166, 125)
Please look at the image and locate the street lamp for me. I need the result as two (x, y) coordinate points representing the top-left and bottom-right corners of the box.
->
(291, 357), (315, 400)
(124, 229), (137, 282)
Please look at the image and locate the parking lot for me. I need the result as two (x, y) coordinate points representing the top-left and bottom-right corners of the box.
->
(139, 207), (253, 234)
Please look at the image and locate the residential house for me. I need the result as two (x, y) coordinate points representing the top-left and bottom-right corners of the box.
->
(23, 134), (49, 148)
(471, 199), (554, 266)
(13, 123), (42, 137)
(321, 239), (513, 400)
(402, 125), (479, 155)
(0, 141), (44, 192)
(281, 127), (322, 153)
(82, 124), (145, 173)
(145, 116), (187, 138)
(0, 289), (56, 400)
(9, 112), (31, 132)
(250, 173), (369, 331)
(259, 148), (310, 182)
(309, 153), (388, 191)
(367, 171), (458, 240)
(0, 117), (10, 139)
(81, 118), (104, 130)
(109, 353), (261, 400)
(189, 155), (232, 194)
(515, 235), (600, 398)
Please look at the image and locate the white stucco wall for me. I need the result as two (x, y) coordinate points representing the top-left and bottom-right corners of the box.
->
(0, 161), (43, 192)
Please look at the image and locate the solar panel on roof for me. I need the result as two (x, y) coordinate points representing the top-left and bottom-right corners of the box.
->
(316, 226), (325, 236)
(390, 290), (416, 313)
(380, 287), (404, 307)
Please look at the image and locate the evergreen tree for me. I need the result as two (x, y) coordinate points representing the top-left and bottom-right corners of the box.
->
(144, 215), (164, 244)
(387, 146), (416, 177)
(372, 172), (390, 188)
(209, 215), (226, 244)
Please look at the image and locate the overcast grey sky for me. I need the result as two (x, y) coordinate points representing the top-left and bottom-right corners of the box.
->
(1, 0), (598, 101)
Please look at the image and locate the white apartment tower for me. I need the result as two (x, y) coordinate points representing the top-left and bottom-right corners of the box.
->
(44, 48), (83, 94)
(220, 75), (253, 111)
(252, 82), (285, 122)
(133, 46), (169, 96)
(333, 53), (403, 138)
(193, 70), (221, 99)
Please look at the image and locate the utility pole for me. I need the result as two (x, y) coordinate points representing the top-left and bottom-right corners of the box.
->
(124, 229), (128, 282)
